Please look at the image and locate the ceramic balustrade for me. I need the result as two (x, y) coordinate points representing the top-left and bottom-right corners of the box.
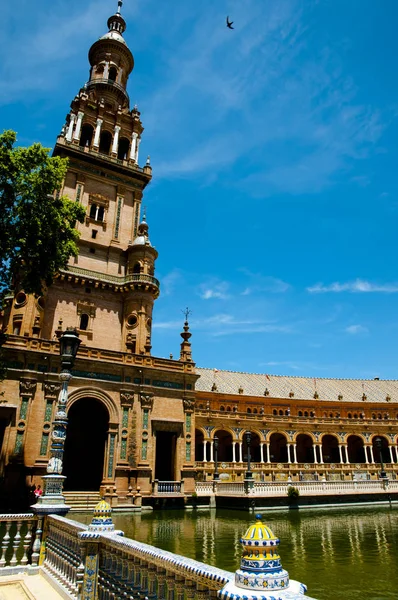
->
(43, 515), (87, 596)
(0, 513), (36, 571)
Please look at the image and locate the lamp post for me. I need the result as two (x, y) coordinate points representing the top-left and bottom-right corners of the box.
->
(34, 327), (81, 514)
(374, 437), (387, 479)
(213, 436), (220, 481)
(244, 431), (253, 492)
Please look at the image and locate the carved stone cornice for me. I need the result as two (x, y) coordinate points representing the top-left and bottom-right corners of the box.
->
(19, 379), (37, 397)
(140, 393), (154, 410)
(43, 382), (61, 400)
(120, 391), (134, 406)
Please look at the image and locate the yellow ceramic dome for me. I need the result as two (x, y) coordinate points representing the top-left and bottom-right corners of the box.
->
(241, 514), (278, 543)
(88, 498), (115, 531)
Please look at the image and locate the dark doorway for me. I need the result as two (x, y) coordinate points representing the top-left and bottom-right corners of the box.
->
(63, 398), (109, 491)
(155, 431), (176, 481)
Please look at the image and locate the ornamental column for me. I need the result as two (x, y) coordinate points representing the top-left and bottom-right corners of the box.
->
(210, 440), (214, 463)
(293, 443), (298, 464)
(260, 442), (264, 464)
(266, 442), (270, 463)
(287, 444), (291, 464)
(389, 445), (394, 464)
(313, 445), (318, 464)
(66, 113), (76, 142)
(318, 444), (324, 465)
(130, 131), (138, 160)
(232, 442), (236, 463)
(338, 444), (344, 464)
(369, 445), (375, 463)
(239, 441), (243, 463)
(111, 125), (121, 155)
(73, 111), (84, 142)
(135, 135), (141, 163)
(202, 440), (207, 463)
(93, 118), (103, 148)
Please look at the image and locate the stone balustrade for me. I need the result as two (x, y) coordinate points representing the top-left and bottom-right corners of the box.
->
(153, 480), (184, 495)
(0, 513), (38, 573)
(196, 478), (398, 496)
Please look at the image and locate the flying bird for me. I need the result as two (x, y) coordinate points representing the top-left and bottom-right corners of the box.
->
(226, 16), (234, 29)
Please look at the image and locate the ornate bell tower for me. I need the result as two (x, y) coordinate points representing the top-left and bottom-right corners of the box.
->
(38, 0), (160, 354)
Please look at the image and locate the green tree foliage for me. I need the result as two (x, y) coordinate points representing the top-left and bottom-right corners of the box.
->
(0, 130), (85, 300)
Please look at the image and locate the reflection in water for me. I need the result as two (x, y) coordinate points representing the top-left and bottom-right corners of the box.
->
(74, 506), (398, 600)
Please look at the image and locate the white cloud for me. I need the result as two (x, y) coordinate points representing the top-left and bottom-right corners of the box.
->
(199, 280), (229, 300)
(345, 324), (368, 335)
(239, 269), (290, 295)
(307, 279), (398, 293)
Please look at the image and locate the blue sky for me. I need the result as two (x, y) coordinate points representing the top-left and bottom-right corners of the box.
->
(1, 0), (398, 379)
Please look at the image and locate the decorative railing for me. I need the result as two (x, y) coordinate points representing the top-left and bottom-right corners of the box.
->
(0, 513), (38, 571)
(43, 515), (87, 597)
(60, 265), (160, 289)
(196, 478), (398, 496)
(153, 480), (184, 494)
(97, 528), (232, 599)
(3, 335), (194, 373)
(86, 77), (129, 98)
(57, 137), (147, 173)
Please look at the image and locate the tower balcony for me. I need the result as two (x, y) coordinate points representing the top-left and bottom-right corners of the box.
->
(86, 77), (129, 104)
(58, 265), (159, 296)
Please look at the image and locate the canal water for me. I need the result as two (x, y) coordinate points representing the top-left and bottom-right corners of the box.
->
(74, 506), (398, 600)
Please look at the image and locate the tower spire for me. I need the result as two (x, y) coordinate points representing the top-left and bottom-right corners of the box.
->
(117, 0), (123, 15)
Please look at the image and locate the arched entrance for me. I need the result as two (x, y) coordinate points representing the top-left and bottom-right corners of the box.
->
(214, 429), (233, 462)
(372, 436), (391, 464)
(269, 433), (288, 463)
(322, 435), (340, 463)
(63, 398), (109, 491)
(296, 434), (314, 463)
(347, 435), (365, 464)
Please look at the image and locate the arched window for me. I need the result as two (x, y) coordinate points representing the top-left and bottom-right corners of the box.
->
(133, 262), (141, 274)
(273, 409), (277, 416)
(353, 413), (358, 419)
(109, 66), (117, 82)
(79, 313), (89, 331)
(348, 413), (352, 419)
(372, 413), (376, 419)
(226, 406), (231, 412)
(298, 411), (303, 417)
(329, 412), (333, 418)
(79, 123), (94, 148)
(247, 408), (252, 414)
(377, 413), (382, 419)
(278, 410), (283, 416)
(253, 408), (258, 414)
(118, 137), (130, 160)
(220, 405), (225, 411)
(99, 130), (112, 155)
(304, 411), (308, 417)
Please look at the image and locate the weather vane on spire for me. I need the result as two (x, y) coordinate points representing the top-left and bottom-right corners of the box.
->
(182, 307), (192, 323)
(117, 0), (123, 15)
